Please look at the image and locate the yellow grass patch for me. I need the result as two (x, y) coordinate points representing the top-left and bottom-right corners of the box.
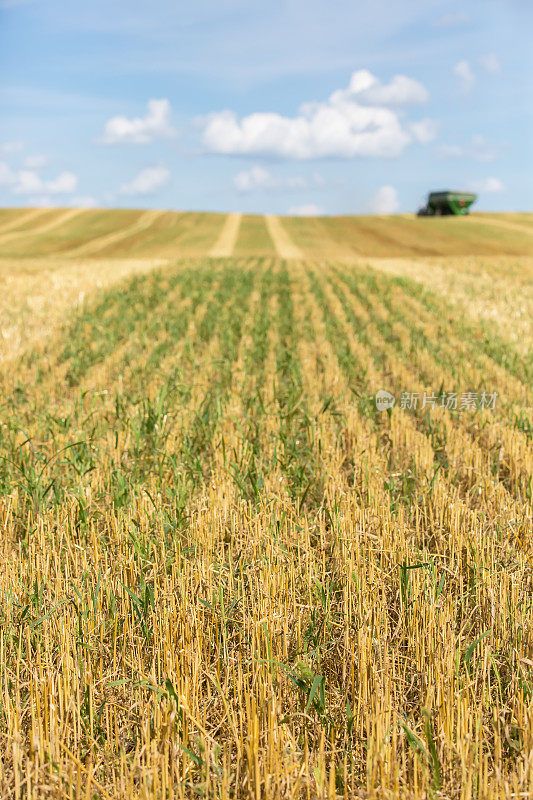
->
(0, 256), (168, 367)
(470, 213), (533, 236)
(0, 208), (88, 244)
(368, 255), (533, 354)
(66, 209), (165, 256)
(0, 207), (50, 234)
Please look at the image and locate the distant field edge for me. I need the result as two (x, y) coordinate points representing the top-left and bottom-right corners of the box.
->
(0, 207), (531, 258)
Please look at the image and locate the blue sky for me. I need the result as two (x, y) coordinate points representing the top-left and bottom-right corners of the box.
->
(1, 0), (531, 214)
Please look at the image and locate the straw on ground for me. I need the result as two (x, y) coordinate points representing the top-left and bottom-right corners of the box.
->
(209, 213), (242, 257)
(265, 214), (303, 258)
(0, 207), (531, 800)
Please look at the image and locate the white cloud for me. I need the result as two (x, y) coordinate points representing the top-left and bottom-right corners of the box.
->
(233, 165), (323, 193)
(287, 203), (324, 216)
(234, 165), (273, 192)
(0, 158), (78, 196)
(409, 118), (439, 144)
(479, 54), (501, 75)
(433, 12), (469, 28)
(0, 162), (15, 185)
(23, 155), (47, 169)
(47, 172), (78, 193)
(437, 134), (499, 163)
(453, 60), (475, 92)
(119, 166), (170, 196)
(371, 185), (399, 214)
(333, 70), (428, 106)
(98, 99), (176, 144)
(201, 69), (433, 160)
(14, 170), (43, 194)
(12, 169), (78, 195)
(469, 177), (505, 194)
(1, 140), (24, 155)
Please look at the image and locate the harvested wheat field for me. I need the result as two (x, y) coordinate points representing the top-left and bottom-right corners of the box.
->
(0, 208), (532, 799)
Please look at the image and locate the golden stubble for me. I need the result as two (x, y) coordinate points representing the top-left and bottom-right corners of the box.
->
(0, 212), (531, 799)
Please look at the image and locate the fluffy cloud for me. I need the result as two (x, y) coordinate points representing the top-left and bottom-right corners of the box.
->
(437, 134), (499, 163)
(14, 170), (77, 195)
(409, 118), (439, 144)
(202, 69), (433, 160)
(119, 166), (170, 196)
(0, 162), (78, 195)
(233, 165), (324, 193)
(331, 70), (428, 106)
(46, 172), (77, 193)
(371, 185), (399, 214)
(1, 151), (85, 203)
(13, 170), (43, 194)
(287, 204), (324, 216)
(479, 54), (501, 75)
(453, 60), (475, 92)
(98, 99), (176, 144)
(469, 177), (505, 194)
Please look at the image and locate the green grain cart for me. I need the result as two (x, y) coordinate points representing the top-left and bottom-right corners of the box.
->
(417, 190), (477, 216)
